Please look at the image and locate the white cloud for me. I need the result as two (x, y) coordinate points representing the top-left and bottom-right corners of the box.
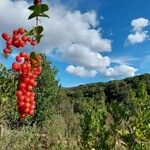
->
(61, 44), (110, 70)
(127, 18), (149, 44)
(111, 56), (139, 65)
(0, 0), (138, 79)
(66, 65), (97, 77)
(131, 18), (149, 32)
(101, 65), (137, 78)
(127, 31), (148, 44)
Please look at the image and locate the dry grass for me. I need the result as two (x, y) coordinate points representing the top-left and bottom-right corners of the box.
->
(0, 125), (41, 150)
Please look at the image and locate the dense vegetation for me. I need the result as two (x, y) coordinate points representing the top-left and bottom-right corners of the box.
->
(0, 57), (150, 150)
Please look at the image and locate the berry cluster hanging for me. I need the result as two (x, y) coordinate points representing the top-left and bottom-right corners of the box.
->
(1, 0), (49, 119)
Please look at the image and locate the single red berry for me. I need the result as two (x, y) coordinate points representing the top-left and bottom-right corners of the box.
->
(12, 40), (20, 48)
(6, 40), (12, 45)
(18, 28), (26, 34)
(27, 37), (32, 42)
(27, 85), (33, 91)
(12, 63), (19, 71)
(6, 44), (12, 49)
(20, 51), (26, 57)
(24, 108), (30, 114)
(21, 63), (27, 71)
(30, 105), (35, 110)
(16, 90), (23, 97)
(30, 100), (35, 105)
(16, 55), (22, 62)
(19, 83), (26, 90)
(18, 101), (25, 107)
(2, 33), (11, 41)
(20, 114), (27, 119)
(13, 30), (18, 35)
(18, 40), (25, 47)
(25, 91), (31, 97)
(31, 40), (37, 46)
(3, 48), (10, 54)
(13, 34), (19, 40)
(24, 97), (30, 103)
(29, 110), (34, 115)
(18, 95), (25, 101)
(22, 36), (28, 42)
(29, 79), (35, 86)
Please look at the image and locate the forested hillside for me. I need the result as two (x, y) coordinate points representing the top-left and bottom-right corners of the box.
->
(65, 73), (150, 103)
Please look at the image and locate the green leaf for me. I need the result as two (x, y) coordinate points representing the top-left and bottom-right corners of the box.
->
(34, 5), (41, 15)
(30, 52), (37, 60)
(28, 5), (41, 20)
(36, 35), (43, 44)
(41, 4), (49, 12)
(28, 12), (37, 20)
(26, 26), (44, 36)
(28, 5), (36, 11)
(36, 26), (44, 35)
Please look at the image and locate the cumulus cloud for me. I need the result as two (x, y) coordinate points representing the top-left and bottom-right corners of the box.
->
(0, 0), (137, 78)
(61, 44), (110, 70)
(127, 31), (148, 44)
(101, 65), (137, 78)
(131, 18), (149, 32)
(66, 65), (97, 77)
(127, 18), (149, 44)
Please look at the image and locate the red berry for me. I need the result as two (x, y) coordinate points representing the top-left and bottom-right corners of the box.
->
(13, 30), (18, 35)
(22, 36), (28, 42)
(29, 79), (35, 86)
(20, 51), (26, 57)
(6, 40), (12, 45)
(16, 90), (23, 97)
(16, 56), (22, 62)
(24, 97), (30, 103)
(31, 40), (37, 46)
(13, 34), (19, 40)
(27, 37), (32, 42)
(27, 85), (33, 91)
(20, 114), (26, 119)
(24, 108), (30, 114)
(3, 48), (10, 54)
(18, 28), (26, 34)
(18, 40), (25, 47)
(24, 103), (30, 108)
(18, 101), (25, 107)
(29, 110), (34, 115)
(30, 105), (35, 110)
(12, 63), (20, 71)
(18, 95), (25, 101)
(2, 33), (10, 41)
(12, 40), (20, 48)
(6, 44), (12, 49)
(19, 83), (26, 90)
(21, 63), (27, 71)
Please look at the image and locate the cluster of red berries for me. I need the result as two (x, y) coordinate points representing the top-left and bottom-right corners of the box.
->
(2, 28), (37, 55)
(12, 51), (42, 119)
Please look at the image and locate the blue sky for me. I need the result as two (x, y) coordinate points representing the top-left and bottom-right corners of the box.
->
(0, 0), (150, 87)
